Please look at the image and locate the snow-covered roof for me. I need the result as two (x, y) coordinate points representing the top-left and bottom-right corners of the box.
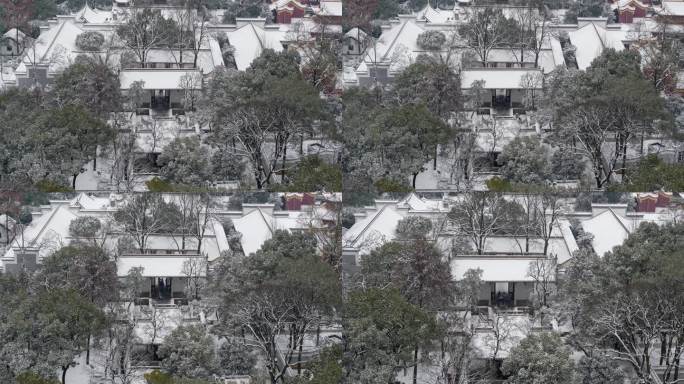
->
(226, 23), (286, 70)
(461, 68), (544, 89)
(2, 28), (27, 41)
(117, 255), (206, 277)
(550, 37), (566, 68)
(557, 219), (579, 264)
(581, 208), (632, 257)
(142, 49), (219, 73)
(211, 218), (230, 257)
(230, 203), (330, 255)
(73, 4), (113, 24)
(360, 17), (426, 72)
(208, 36), (225, 69)
(480, 236), (571, 260)
(345, 27), (368, 41)
(416, 4), (456, 23)
(452, 257), (549, 282)
(343, 203), (405, 253)
(662, 1), (684, 16)
(119, 69), (203, 90)
(232, 208), (275, 256)
(0, 193), (226, 272)
(567, 22), (627, 70)
(15, 18), (85, 75)
(615, 0), (649, 9)
(397, 193), (445, 211)
(319, 0), (343, 17)
(3, 203), (78, 264)
(0, 214), (17, 229)
(72, 193), (112, 210)
(271, 0), (306, 10)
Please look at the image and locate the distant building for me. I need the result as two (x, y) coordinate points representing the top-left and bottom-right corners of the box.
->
(610, 0), (650, 23)
(635, 191), (674, 212)
(343, 27), (368, 56)
(1, 28), (28, 57)
(270, 0), (342, 27)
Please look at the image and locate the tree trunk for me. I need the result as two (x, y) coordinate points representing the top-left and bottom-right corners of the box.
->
(72, 173), (78, 189)
(543, 238), (550, 255)
(86, 333), (91, 365)
(672, 342), (681, 382)
(255, 170), (263, 190)
(282, 142), (288, 183)
(661, 333), (667, 365)
(621, 135), (628, 181)
(297, 339), (303, 375)
(413, 172), (418, 189)
(62, 365), (69, 384)
(434, 146), (438, 170)
(413, 345), (419, 384)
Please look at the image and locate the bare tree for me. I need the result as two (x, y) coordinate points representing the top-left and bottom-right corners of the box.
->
(229, 298), (302, 384)
(189, 6), (210, 68)
(448, 193), (508, 255)
(178, 72), (202, 111)
(139, 117), (164, 156)
(509, 194), (542, 254)
(167, 194), (194, 252)
(108, 128), (140, 193)
(95, 267), (146, 384)
(519, 71), (544, 111)
(116, 9), (173, 68)
(182, 256), (207, 301)
(458, 8), (511, 66)
(590, 295), (666, 383)
(481, 313), (526, 369)
(285, 19), (339, 94)
(527, 256), (557, 309)
(113, 194), (169, 253)
(436, 268), (485, 383)
(190, 194), (214, 254)
(169, 3), (210, 69)
(535, 192), (564, 255)
(511, 4), (550, 68)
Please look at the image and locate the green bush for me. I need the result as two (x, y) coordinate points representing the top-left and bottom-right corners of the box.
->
(374, 178), (412, 194)
(485, 176), (512, 192)
(145, 177), (176, 192)
(35, 179), (73, 193)
(145, 177), (219, 193)
(18, 207), (33, 225)
(616, 154), (684, 192)
(16, 372), (60, 384)
(278, 156), (342, 192)
(144, 370), (173, 384)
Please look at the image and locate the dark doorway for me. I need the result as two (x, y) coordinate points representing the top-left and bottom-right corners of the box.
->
(151, 277), (173, 301)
